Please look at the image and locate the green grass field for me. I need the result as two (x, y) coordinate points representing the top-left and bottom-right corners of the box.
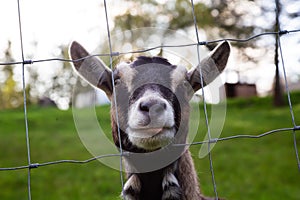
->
(0, 93), (300, 200)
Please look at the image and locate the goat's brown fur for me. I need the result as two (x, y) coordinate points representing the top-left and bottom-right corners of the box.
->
(69, 41), (230, 200)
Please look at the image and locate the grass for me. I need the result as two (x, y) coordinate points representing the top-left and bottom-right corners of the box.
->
(0, 93), (300, 200)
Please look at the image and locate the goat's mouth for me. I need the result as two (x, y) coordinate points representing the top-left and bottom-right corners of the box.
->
(127, 126), (175, 138)
(126, 126), (176, 150)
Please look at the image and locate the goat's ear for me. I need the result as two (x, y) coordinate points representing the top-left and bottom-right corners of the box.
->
(69, 41), (113, 98)
(187, 41), (230, 92)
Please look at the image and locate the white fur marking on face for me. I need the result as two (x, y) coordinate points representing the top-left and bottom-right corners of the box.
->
(116, 62), (137, 91)
(170, 65), (187, 91)
(127, 90), (176, 150)
(128, 90), (174, 133)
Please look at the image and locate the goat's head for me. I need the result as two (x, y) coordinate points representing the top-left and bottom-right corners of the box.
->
(70, 41), (230, 152)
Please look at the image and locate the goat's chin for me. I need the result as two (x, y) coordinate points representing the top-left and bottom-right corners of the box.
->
(127, 127), (176, 151)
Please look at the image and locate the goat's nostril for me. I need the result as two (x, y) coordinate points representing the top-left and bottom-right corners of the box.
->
(140, 101), (151, 112)
(152, 103), (166, 114)
(139, 100), (167, 114)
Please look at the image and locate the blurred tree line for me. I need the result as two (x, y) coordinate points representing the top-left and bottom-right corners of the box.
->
(0, 42), (77, 110)
(100, 0), (300, 106)
(0, 0), (299, 109)
(0, 41), (26, 109)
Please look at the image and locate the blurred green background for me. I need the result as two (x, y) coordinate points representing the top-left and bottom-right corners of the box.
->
(0, 93), (299, 200)
(1, 0), (300, 199)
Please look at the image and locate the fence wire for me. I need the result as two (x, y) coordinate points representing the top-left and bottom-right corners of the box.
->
(103, 0), (125, 190)
(0, 0), (299, 200)
(190, 0), (219, 198)
(16, 0), (32, 199)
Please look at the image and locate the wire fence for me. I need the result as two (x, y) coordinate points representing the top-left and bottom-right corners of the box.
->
(0, 0), (299, 199)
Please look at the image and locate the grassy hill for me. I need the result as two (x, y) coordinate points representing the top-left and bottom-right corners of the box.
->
(0, 93), (299, 200)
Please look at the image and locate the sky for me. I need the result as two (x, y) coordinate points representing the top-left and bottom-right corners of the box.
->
(0, 0), (106, 59)
(0, 0), (300, 108)
(0, 0), (108, 109)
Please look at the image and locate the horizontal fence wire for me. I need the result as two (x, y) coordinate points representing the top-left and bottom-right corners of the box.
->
(0, 0), (300, 199)
(0, 153), (126, 171)
(0, 29), (300, 67)
(1, 126), (299, 172)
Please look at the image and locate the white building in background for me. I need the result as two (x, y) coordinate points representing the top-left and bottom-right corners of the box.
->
(74, 89), (109, 108)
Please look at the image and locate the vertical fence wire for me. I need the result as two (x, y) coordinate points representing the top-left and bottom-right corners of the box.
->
(277, 32), (300, 171)
(275, 0), (300, 172)
(292, 129), (300, 171)
(16, 0), (32, 199)
(190, 0), (219, 199)
(103, 0), (124, 189)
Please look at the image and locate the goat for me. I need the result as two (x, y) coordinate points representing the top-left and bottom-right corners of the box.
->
(69, 40), (230, 200)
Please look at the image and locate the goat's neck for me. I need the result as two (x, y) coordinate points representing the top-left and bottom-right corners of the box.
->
(123, 160), (182, 200)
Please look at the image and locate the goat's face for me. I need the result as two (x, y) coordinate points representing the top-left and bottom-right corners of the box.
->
(113, 58), (186, 150)
(70, 41), (230, 151)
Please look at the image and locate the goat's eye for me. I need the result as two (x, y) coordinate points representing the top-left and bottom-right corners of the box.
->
(183, 80), (189, 88)
(114, 78), (121, 85)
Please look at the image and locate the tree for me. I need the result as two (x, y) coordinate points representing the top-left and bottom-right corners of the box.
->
(272, 0), (300, 106)
(273, 0), (284, 106)
(111, 0), (300, 103)
(0, 41), (25, 109)
(111, 0), (273, 68)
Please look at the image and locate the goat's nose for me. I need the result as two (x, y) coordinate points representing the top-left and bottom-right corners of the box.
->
(139, 100), (167, 115)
